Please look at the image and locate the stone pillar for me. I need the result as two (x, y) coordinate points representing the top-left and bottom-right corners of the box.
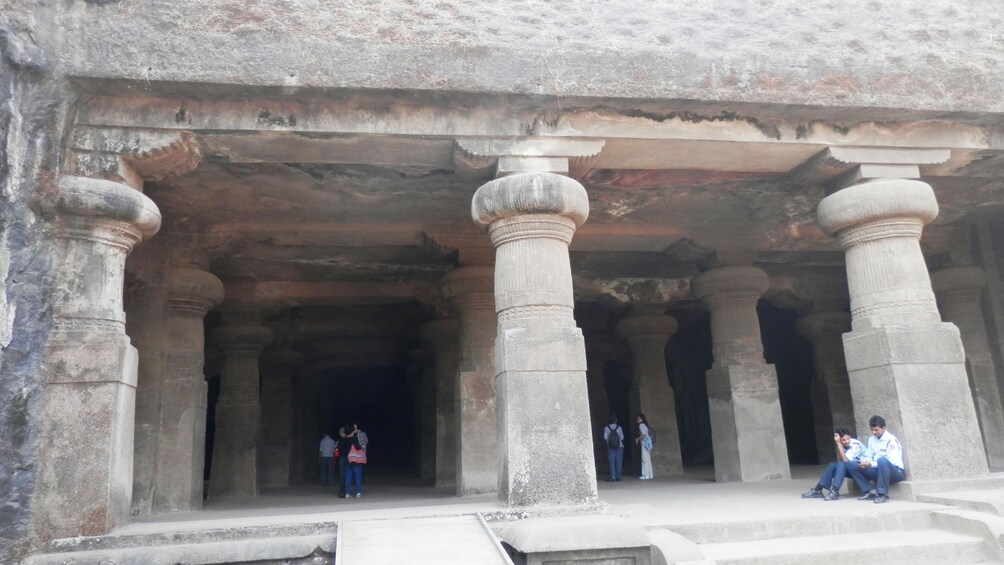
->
(259, 348), (304, 489)
(616, 313), (685, 475)
(817, 179), (988, 480)
(409, 345), (437, 482)
(127, 277), (168, 516)
(442, 267), (498, 495)
(473, 172), (598, 507)
(796, 311), (855, 464)
(289, 374), (308, 484)
(208, 318), (273, 498)
(691, 266), (791, 482)
(153, 267), (223, 512)
(34, 176), (161, 539)
(932, 266), (1004, 469)
(420, 318), (460, 488)
(585, 341), (613, 475)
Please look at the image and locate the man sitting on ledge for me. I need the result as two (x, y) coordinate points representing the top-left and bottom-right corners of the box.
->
(848, 415), (906, 504)
(801, 426), (866, 501)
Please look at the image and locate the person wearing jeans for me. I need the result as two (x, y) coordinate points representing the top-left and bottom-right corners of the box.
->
(847, 415), (906, 504)
(318, 432), (336, 487)
(801, 427), (865, 500)
(603, 416), (625, 482)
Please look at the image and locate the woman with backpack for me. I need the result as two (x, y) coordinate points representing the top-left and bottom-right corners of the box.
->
(635, 413), (654, 480)
(603, 416), (624, 482)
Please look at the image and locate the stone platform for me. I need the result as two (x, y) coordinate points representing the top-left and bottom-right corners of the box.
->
(22, 467), (1004, 564)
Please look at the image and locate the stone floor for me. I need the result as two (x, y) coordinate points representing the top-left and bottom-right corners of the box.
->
(28, 466), (1004, 564)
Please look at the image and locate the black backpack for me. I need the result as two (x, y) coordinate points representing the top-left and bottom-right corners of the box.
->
(606, 425), (621, 449)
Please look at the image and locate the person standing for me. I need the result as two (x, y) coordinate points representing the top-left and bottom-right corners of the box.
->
(603, 416), (625, 482)
(318, 432), (336, 487)
(635, 413), (654, 480)
(354, 422), (369, 484)
(337, 425), (364, 498)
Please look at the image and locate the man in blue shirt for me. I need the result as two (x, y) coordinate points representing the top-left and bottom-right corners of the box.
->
(801, 427), (866, 501)
(847, 415), (906, 504)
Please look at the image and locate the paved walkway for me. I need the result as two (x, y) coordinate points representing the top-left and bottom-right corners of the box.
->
(120, 466), (988, 536)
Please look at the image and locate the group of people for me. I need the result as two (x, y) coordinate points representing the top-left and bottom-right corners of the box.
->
(801, 415), (905, 504)
(602, 413), (654, 482)
(319, 423), (369, 498)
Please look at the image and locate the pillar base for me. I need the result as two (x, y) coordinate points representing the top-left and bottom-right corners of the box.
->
(496, 327), (597, 507)
(706, 363), (790, 482)
(34, 332), (137, 540)
(457, 367), (498, 496)
(208, 401), (259, 498)
(154, 375), (207, 512)
(843, 323), (989, 480)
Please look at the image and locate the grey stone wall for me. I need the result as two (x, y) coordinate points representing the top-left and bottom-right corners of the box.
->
(53, 0), (1004, 113)
(0, 5), (69, 561)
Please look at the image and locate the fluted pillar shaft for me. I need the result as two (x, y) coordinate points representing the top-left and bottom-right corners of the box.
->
(796, 312), (854, 464)
(153, 267), (223, 511)
(259, 348), (304, 489)
(692, 266), (790, 482)
(617, 314), (684, 475)
(421, 318), (460, 488)
(34, 176), (161, 540)
(818, 179), (988, 480)
(442, 267), (498, 495)
(208, 319), (273, 498)
(473, 172), (597, 507)
(932, 266), (1004, 469)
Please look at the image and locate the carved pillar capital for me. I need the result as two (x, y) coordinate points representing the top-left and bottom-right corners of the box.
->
(692, 266), (769, 366)
(54, 175), (162, 250)
(931, 266), (987, 306)
(419, 317), (459, 353)
(213, 322), (273, 357)
(795, 311), (852, 340)
(616, 313), (679, 343)
(817, 179), (941, 329)
(166, 267), (224, 317)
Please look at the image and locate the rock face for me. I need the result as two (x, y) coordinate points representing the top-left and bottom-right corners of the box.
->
(4, 1), (1004, 561)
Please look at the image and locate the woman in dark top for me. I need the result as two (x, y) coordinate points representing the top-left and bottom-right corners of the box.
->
(336, 425), (364, 498)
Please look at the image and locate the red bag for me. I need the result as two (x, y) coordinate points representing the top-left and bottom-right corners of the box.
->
(348, 445), (367, 464)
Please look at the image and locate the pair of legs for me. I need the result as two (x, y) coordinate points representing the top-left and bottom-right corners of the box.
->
(846, 458), (905, 496)
(343, 463), (363, 496)
(606, 446), (624, 480)
(803, 462), (852, 499)
(639, 447), (653, 479)
(319, 456), (335, 486)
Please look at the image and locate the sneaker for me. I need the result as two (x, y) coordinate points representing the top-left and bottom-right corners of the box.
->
(873, 494), (889, 504)
(605, 478), (615, 482)
(801, 487), (824, 499)
(338, 493), (345, 499)
(356, 493), (362, 498)
(858, 490), (879, 501)
(823, 491), (839, 501)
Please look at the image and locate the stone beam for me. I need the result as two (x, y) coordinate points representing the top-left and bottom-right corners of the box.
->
(224, 281), (437, 307)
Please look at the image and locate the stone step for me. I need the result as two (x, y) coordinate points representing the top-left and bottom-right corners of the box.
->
(41, 520), (340, 554)
(666, 507), (934, 544)
(698, 528), (995, 565)
(22, 533), (335, 565)
(335, 515), (511, 565)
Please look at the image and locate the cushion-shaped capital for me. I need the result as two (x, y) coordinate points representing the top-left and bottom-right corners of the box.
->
(817, 179), (938, 237)
(57, 176), (162, 238)
(167, 267), (225, 304)
(930, 266), (987, 294)
(616, 313), (678, 339)
(212, 323), (273, 354)
(691, 266), (769, 301)
(472, 172), (589, 227)
(795, 311), (851, 338)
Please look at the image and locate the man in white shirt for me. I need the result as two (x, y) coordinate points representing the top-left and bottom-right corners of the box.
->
(801, 427), (866, 501)
(848, 415), (906, 504)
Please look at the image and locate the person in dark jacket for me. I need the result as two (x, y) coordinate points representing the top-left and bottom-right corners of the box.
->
(336, 425), (364, 498)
